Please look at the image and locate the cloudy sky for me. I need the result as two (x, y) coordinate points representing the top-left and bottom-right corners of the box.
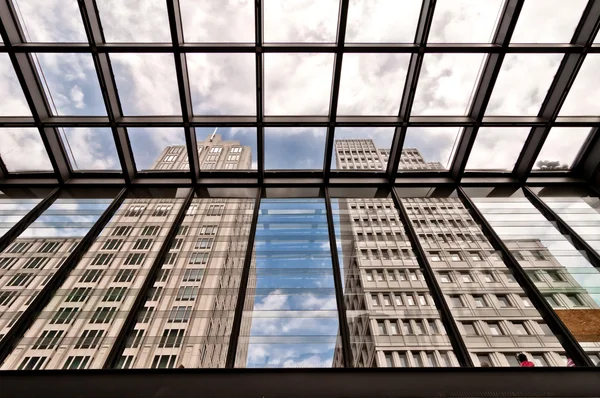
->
(0, 0), (598, 173)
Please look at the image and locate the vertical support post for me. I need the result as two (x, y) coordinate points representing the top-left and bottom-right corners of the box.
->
(391, 187), (474, 367)
(324, 188), (353, 367)
(256, 0), (265, 184)
(225, 188), (262, 368)
(457, 186), (593, 366)
(103, 188), (195, 368)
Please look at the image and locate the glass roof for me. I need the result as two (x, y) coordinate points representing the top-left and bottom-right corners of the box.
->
(0, 0), (598, 183)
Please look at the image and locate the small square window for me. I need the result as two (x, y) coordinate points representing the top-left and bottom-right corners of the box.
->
(497, 296), (512, 308)
(463, 323), (478, 336)
(439, 273), (452, 283)
(473, 296), (488, 308)
(449, 295), (464, 308)
(566, 294), (584, 307)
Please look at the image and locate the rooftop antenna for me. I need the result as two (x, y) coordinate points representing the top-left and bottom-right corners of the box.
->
(209, 127), (218, 142)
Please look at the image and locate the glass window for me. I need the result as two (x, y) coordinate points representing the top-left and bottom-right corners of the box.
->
(14, 0), (86, 42)
(0, 53), (31, 116)
(128, 128), (188, 172)
(428, 0), (504, 43)
(402, 128), (462, 171)
(463, 323), (478, 336)
(465, 128), (531, 171)
(96, 0), (170, 42)
(488, 322), (503, 336)
(0, 128), (53, 172)
(533, 128), (592, 171)
(512, 322), (529, 335)
(477, 354), (492, 367)
(264, 54), (334, 115)
(60, 128), (120, 171)
(345, 0), (421, 43)
(332, 128), (395, 171)
(473, 296), (487, 308)
(263, 0), (338, 43)
(559, 55), (600, 116)
(180, 0), (254, 43)
(265, 127), (327, 170)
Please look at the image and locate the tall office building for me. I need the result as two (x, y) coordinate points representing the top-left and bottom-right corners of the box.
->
(0, 134), (254, 370)
(333, 139), (600, 368)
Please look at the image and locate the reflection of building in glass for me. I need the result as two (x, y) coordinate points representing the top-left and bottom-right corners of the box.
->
(333, 138), (597, 368)
(0, 135), (254, 370)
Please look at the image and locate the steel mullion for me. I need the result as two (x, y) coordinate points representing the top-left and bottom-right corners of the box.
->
(103, 188), (195, 368)
(0, 187), (60, 253)
(0, 186), (129, 365)
(388, 0), (436, 183)
(391, 187), (474, 367)
(78, 0), (136, 183)
(456, 186), (594, 366)
(323, 0), (349, 182)
(225, 188), (262, 368)
(255, 0), (264, 184)
(523, 186), (600, 270)
(324, 187), (353, 367)
(514, 0), (600, 180)
(0, 155), (8, 179)
(450, 0), (524, 183)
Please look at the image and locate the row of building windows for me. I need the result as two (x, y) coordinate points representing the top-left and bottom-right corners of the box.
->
(371, 292), (434, 308)
(376, 318), (444, 336)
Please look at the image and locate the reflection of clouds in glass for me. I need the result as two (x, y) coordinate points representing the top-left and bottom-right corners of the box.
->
(0, 128), (53, 172)
(247, 343), (335, 368)
(265, 127), (327, 169)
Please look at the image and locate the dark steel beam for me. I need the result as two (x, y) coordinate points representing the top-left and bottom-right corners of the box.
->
(0, 187), (59, 253)
(103, 188), (194, 368)
(78, 0), (136, 183)
(514, 0), (600, 181)
(0, 187), (129, 365)
(324, 187), (352, 367)
(456, 187), (594, 366)
(0, 0), (70, 183)
(0, 154), (9, 179)
(323, 0), (349, 182)
(388, 0), (436, 183)
(450, 0), (524, 182)
(167, 0), (200, 184)
(391, 187), (474, 367)
(523, 185), (600, 270)
(225, 188), (262, 368)
(574, 127), (600, 183)
(256, 0), (265, 184)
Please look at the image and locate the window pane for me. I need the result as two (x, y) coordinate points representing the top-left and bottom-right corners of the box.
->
(337, 54), (410, 115)
(264, 54), (334, 115)
(0, 192), (45, 238)
(486, 54), (563, 115)
(34, 53), (105, 116)
(263, 0), (338, 43)
(195, 127), (257, 170)
(1, 190), (184, 369)
(559, 55), (600, 116)
(0, 128), (52, 172)
(402, 128), (462, 171)
(60, 128), (120, 171)
(14, 0), (86, 42)
(187, 54), (256, 116)
(332, 128), (395, 171)
(345, 0), (421, 43)
(96, 0), (170, 42)
(111, 54), (181, 116)
(180, 0), (254, 43)
(265, 127), (326, 170)
(128, 128), (188, 172)
(510, 0), (588, 43)
(412, 53), (486, 115)
(428, 0), (504, 43)
(236, 198), (339, 368)
(466, 187), (600, 360)
(0, 54), (31, 116)
(533, 128), (592, 171)
(465, 127), (530, 171)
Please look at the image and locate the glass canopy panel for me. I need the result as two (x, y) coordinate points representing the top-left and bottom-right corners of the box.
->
(187, 53), (256, 116)
(533, 127), (592, 171)
(0, 189), (185, 370)
(411, 53), (486, 115)
(467, 188), (600, 362)
(332, 127), (395, 171)
(265, 127), (327, 170)
(125, 195), (254, 368)
(345, 0), (421, 43)
(34, 53), (106, 116)
(13, 0), (87, 42)
(60, 128), (120, 171)
(180, 0), (255, 43)
(236, 198), (340, 368)
(485, 54), (563, 116)
(95, 0), (171, 42)
(264, 53), (334, 116)
(400, 189), (568, 367)
(402, 127), (462, 171)
(465, 127), (530, 171)
(428, 0), (504, 43)
(559, 55), (600, 116)
(263, 0), (338, 43)
(110, 53), (181, 116)
(337, 53), (411, 116)
(195, 127), (257, 171)
(0, 192), (44, 238)
(0, 128), (52, 172)
(0, 53), (31, 116)
(331, 193), (457, 367)
(128, 128), (188, 172)
(0, 191), (117, 363)
(510, 0), (588, 43)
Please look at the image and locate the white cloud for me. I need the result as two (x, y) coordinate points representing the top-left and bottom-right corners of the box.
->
(180, 0), (254, 43)
(0, 128), (52, 172)
(346, 0), (421, 43)
(254, 289), (288, 310)
(559, 55), (600, 116)
(13, 0), (87, 42)
(95, 0), (171, 42)
(61, 128), (120, 170)
(428, 0), (503, 43)
(263, 0), (338, 43)
(466, 127), (530, 170)
(533, 127), (592, 169)
(69, 85), (85, 109)
(0, 54), (31, 116)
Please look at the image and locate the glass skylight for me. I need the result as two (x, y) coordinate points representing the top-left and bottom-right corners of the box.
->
(466, 127), (530, 171)
(0, 128), (52, 172)
(265, 127), (327, 170)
